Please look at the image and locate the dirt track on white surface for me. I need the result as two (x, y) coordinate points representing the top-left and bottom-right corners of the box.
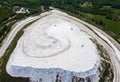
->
(0, 16), (40, 58)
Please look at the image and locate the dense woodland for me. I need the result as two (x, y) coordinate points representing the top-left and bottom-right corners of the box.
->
(1, 0), (120, 22)
(0, 0), (120, 45)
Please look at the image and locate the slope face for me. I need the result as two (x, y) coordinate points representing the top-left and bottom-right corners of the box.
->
(6, 10), (100, 82)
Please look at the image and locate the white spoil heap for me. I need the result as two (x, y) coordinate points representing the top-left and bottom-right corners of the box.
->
(6, 10), (100, 82)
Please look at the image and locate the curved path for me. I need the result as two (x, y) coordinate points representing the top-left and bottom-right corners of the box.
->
(0, 16), (40, 58)
(0, 9), (120, 82)
(71, 14), (120, 82)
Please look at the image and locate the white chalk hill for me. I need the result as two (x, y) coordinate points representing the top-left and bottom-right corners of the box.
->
(6, 10), (99, 82)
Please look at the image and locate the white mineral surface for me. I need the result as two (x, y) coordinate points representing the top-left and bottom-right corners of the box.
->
(6, 10), (100, 82)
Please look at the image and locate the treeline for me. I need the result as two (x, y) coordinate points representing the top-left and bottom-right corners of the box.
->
(0, 0), (120, 44)
(1, 0), (120, 22)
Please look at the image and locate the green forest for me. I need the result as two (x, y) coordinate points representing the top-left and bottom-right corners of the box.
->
(0, 0), (120, 45)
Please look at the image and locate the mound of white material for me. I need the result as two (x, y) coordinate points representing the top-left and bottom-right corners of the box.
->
(23, 22), (70, 57)
(6, 10), (100, 82)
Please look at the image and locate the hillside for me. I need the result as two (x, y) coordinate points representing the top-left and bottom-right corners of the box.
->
(0, 0), (120, 46)
(0, 1), (120, 82)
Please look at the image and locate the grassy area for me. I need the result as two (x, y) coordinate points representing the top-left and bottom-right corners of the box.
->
(89, 38), (114, 82)
(1, 0), (120, 44)
(63, 9), (120, 44)
(80, 12), (120, 43)
(0, 19), (38, 82)
(0, 26), (28, 82)
(0, 0), (50, 47)
(95, 41), (114, 82)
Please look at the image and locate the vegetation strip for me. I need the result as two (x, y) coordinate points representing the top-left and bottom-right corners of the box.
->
(0, 19), (38, 82)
